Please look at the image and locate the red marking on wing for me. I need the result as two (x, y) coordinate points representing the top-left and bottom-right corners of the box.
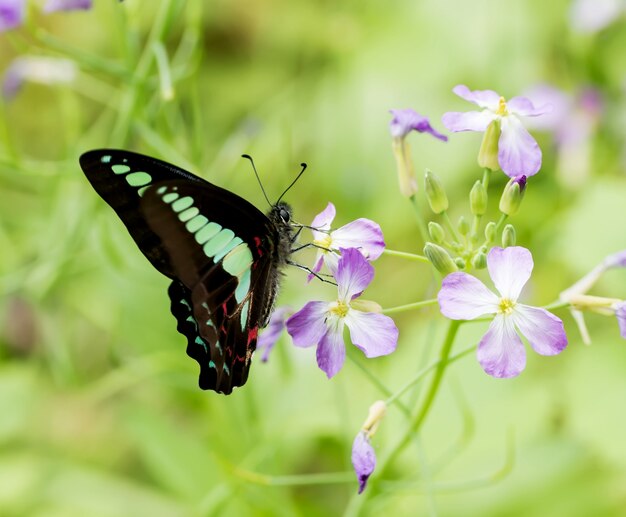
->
(253, 236), (263, 256)
(247, 326), (258, 345)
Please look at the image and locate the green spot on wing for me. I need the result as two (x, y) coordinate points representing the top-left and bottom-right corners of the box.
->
(178, 206), (200, 222)
(111, 164), (130, 174)
(157, 186), (167, 194)
(101, 155), (111, 163)
(208, 360), (217, 370)
(125, 171), (152, 187)
(222, 243), (253, 276)
(194, 336), (207, 352)
(202, 229), (235, 258)
(195, 222), (221, 244)
(240, 300), (249, 329)
(213, 237), (243, 263)
(137, 186), (149, 197)
(171, 196), (194, 212)
(234, 268), (251, 304)
(163, 192), (179, 203)
(186, 215), (209, 233)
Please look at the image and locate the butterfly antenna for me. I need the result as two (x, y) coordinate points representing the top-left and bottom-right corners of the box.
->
(276, 162), (307, 205)
(242, 154), (272, 208)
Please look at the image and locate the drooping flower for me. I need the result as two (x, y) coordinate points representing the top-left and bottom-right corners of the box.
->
(615, 302), (626, 338)
(0, 0), (25, 32)
(2, 56), (77, 99)
(286, 248), (398, 378)
(308, 202), (385, 282)
(438, 246), (567, 377)
(352, 431), (376, 494)
(570, 0), (623, 33)
(256, 306), (293, 362)
(442, 85), (550, 177)
(389, 109), (447, 197)
(43, 0), (92, 12)
(351, 400), (386, 494)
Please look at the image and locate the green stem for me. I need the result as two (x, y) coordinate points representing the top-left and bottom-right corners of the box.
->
(382, 249), (430, 264)
(482, 167), (491, 190)
(382, 299), (438, 315)
(441, 211), (461, 244)
(495, 213), (508, 234)
(542, 300), (570, 311)
(409, 194), (429, 244)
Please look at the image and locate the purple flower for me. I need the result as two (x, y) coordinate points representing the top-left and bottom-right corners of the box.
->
(308, 202), (385, 282)
(606, 250), (626, 269)
(389, 109), (448, 141)
(0, 0), (25, 32)
(570, 0), (623, 33)
(616, 302), (626, 339)
(352, 431), (376, 494)
(438, 246), (567, 378)
(256, 306), (293, 362)
(286, 248), (398, 378)
(3, 56), (77, 100)
(442, 85), (550, 177)
(43, 0), (92, 13)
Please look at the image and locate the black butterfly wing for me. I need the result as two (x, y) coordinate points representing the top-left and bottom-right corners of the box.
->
(80, 149), (205, 278)
(140, 180), (281, 394)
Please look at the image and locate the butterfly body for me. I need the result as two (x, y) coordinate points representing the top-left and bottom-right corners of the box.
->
(80, 149), (294, 394)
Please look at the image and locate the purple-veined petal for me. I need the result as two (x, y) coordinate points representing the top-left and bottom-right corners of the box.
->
(43, 0), (92, 13)
(306, 254), (325, 283)
(487, 247), (533, 302)
(257, 307), (292, 362)
(310, 202), (335, 240)
(452, 85), (501, 110)
(286, 301), (328, 348)
(389, 109), (448, 141)
(316, 320), (346, 378)
(477, 314), (526, 378)
(513, 305), (568, 355)
(606, 250), (626, 269)
(438, 272), (499, 320)
(336, 248), (374, 302)
(442, 110), (496, 132)
(352, 431), (376, 494)
(331, 219), (385, 261)
(0, 0), (24, 32)
(570, 0), (622, 32)
(498, 115), (542, 177)
(615, 302), (626, 339)
(345, 310), (398, 358)
(507, 96), (552, 118)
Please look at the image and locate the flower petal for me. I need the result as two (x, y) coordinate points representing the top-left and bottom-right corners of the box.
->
(3, 56), (77, 100)
(0, 0), (25, 32)
(498, 115), (542, 177)
(616, 302), (626, 339)
(605, 250), (626, 269)
(336, 248), (374, 301)
(43, 0), (92, 13)
(389, 109), (448, 141)
(285, 301), (328, 348)
(570, 0), (623, 33)
(513, 305), (568, 356)
(257, 306), (292, 362)
(352, 431), (376, 494)
(345, 310), (398, 358)
(442, 110), (496, 132)
(452, 85), (501, 110)
(316, 323), (346, 378)
(331, 219), (385, 261)
(477, 315), (526, 378)
(507, 96), (552, 117)
(438, 272), (499, 320)
(487, 246), (533, 301)
(306, 254), (325, 283)
(310, 202), (335, 240)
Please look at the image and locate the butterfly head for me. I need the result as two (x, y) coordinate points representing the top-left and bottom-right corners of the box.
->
(268, 201), (295, 262)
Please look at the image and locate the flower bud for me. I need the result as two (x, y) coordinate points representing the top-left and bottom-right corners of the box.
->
(469, 180), (487, 216)
(502, 224), (516, 247)
(454, 257), (466, 269)
(499, 175), (527, 216)
(428, 222), (445, 244)
(424, 169), (449, 214)
(484, 222), (496, 244)
(424, 242), (458, 275)
(457, 216), (469, 236)
(478, 119), (501, 171)
(362, 400), (387, 435)
(471, 252), (487, 269)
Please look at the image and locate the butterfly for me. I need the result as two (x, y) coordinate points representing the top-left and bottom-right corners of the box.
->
(80, 149), (299, 395)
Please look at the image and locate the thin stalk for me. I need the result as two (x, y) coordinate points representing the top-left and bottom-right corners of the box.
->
(382, 249), (430, 264)
(382, 299), (438, 315)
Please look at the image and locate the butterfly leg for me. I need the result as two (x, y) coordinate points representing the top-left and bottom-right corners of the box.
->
(287, 260), (337, 286)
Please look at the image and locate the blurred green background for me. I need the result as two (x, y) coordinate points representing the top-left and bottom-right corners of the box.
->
(1, 0), (626, 515)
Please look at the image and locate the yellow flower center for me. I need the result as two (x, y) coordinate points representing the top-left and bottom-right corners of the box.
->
(498, 297), (516, 315)
(314, 234), (332, 253)
(495, 96), (508, 116)
(329, 300), (349, 318)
